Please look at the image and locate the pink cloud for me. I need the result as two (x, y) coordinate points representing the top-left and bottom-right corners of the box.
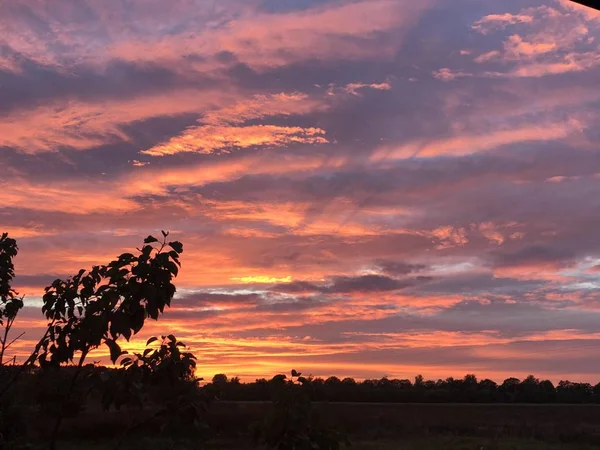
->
(511, 51), (600, 77)
(372, 121), (580, 161)
(472, 2), (600, 78)
(331, 81), (392, 96)
(432, 68), (472, 81)
(105, 0), (432, 70)
(472, 12), (534, 34)
(503, 34), (557, 58)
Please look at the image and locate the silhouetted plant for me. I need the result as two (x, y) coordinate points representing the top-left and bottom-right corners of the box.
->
(34, 231), (183, 448)
(0, 233), (28, 449)
(39, 232), (183, 367)
(100, 335), (209, 448)
(254, 370), (348, 450)
(0, 233), (24, 366)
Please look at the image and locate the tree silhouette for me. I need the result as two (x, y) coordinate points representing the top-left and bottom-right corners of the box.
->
(99, 335), (209, 448)
(27, 231), (184, 449)
(0, 233), (24, 366)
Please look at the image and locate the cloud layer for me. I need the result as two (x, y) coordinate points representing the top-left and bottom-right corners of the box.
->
(2, 0), (600, 382)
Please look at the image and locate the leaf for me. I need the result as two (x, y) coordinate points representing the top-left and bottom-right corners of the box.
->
(161, 230), (169, 237)
(106, 339), (122, 363)
(120, 357), (132, 367)
(144, 235), (159, 244)
(110, 312), (132, 341)
(168, 251), (181, 266)
(291, 369), (301, 377)
(146, 336), (159, 346)
(168, 241), (183, 253)
(167, 334), (176, 343)
(166, 261), (179, 276)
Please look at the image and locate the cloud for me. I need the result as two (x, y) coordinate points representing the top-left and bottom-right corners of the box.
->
(372, 120), (580, 160)
(471, 2), (600, 78)
(510, 51), (600, 77)
(326, 275), (415, 293)
(141, 124), (328, 156)
(329, 81), (392, 96)
(473, 13), (534, 34)
(0, 87), (230, 154)
(141, 92), (330, 156)
(374, 260), (426, 276)
(4, 0), (600, 381)
(232, 276), (292, 284)
(273, 274), (418, 294)
(503, 34), (557, 58)
(432, 68), (472, 81)
(103, 0), (433, 70)
(477, 222), (505, 246)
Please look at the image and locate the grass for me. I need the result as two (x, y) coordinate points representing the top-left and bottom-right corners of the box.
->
(51, 436), (600, 450)
(18, 402), (600, 449)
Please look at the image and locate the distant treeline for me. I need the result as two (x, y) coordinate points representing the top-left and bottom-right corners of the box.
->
(5, 367), (600, 405)
(207, 373), (600, 404)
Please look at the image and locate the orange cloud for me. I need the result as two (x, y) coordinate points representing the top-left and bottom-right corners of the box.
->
(0, 89), (231, 154)
(432, 226), (469, 249)
(141, 92), (330, 156)
(142, 124), (328, 156)
(477, 223), (505, 246)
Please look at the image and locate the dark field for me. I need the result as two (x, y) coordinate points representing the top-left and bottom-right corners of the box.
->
(44, 402), (600, 449)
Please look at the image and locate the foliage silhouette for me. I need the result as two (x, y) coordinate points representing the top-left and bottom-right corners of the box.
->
(204, 373), (600, 405)
(98, 335), (210, 449)
(0, 233), (24, 366)
(39, 232), (183, 367)
(38, 232), (184, 449)
(0, 231), (192, 449)
(254, 370), (348, 450)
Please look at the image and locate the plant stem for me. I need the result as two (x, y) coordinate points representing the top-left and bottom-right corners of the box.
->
(0, 322), (54, 399)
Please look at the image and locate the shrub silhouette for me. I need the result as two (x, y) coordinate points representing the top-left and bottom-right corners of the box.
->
(99, 335), (210, 448)
(254, 370), (348, 450)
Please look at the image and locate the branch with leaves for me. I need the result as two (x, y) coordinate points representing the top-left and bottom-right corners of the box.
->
(0, 233), (25, 367)
(39, 231), (183, 367)
(99, 335), (208, 449)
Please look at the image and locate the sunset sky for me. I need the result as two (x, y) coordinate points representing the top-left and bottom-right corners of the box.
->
(2, 0), (600, 382)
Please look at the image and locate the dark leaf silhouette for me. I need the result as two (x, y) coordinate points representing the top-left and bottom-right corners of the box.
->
(106, 339), (123, 363)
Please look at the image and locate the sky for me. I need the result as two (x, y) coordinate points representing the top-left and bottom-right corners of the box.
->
(2, 0), (600, 383)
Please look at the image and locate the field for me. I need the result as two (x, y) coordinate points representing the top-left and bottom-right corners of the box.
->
(40, 402), (600, 449)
